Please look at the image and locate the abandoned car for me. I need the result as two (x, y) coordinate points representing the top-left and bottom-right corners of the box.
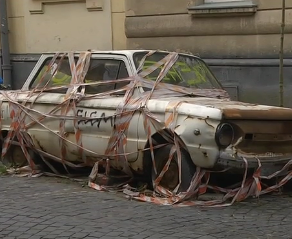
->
(1, 50), (292, 193)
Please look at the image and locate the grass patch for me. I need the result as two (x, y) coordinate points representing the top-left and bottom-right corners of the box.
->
(0, 164), (7, 175)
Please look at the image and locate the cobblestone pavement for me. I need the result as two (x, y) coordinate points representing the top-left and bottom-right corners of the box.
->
(0, 176), (292, 239)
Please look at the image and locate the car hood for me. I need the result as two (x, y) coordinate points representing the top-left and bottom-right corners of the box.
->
(159, 97), (292, 120)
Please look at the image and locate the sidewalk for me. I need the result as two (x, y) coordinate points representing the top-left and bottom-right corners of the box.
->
(0, 176), (291, 239)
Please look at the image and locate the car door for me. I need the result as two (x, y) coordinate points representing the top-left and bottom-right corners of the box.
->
(66, 55), (140, 165)
(20, 55), (78, 164)
(21, 53), (139, 166)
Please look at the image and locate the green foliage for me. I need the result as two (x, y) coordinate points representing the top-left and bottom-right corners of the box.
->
(141, 59), (209, 87)
(0, 164), (7, 175)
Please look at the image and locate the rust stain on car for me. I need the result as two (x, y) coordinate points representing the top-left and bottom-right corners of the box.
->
(223, 107), (292, 120)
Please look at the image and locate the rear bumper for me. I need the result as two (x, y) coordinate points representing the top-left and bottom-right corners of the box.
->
(217, 152), (292, 176)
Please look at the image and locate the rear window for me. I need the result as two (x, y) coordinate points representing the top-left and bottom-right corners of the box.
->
(30, 57), (129, 94)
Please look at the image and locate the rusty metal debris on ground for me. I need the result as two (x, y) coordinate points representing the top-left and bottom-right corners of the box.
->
(0, 50), (291, 207)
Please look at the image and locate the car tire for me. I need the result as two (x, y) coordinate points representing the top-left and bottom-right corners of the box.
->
(151, 144), (196, 193)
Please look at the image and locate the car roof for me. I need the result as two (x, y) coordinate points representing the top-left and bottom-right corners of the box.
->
(40, 50), (200, 59)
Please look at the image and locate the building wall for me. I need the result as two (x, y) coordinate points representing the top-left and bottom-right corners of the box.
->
(0, 0), (127, 89)
(6, 0), (26, 53)
(3, 0), (127, 53)
(111, 0), (127, 50)
(125, 0), (292, 107)
(125, 0), (292, 58)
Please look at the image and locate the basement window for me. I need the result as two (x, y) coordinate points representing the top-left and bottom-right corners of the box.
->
(188, 1), (257, 17)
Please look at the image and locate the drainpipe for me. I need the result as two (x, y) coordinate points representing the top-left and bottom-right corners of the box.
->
(279, 0), (286, 107)
(0, 0), (12, 89)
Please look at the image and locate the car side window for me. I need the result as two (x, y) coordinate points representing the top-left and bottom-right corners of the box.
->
(30, 57), (130, 95)
(30, 58), (72, 93)
(114, 61), (131, 91)
(85, 59), (129, 94)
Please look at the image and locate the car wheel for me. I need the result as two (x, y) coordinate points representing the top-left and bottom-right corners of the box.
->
(3, 145), (29, 167)
(151, 144), (196, 193)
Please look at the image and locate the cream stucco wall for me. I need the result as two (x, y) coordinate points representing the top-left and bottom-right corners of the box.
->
(2, 0), (126, 53)
(6, 0), (26, 53)
(125, 0), (292, 58)
(111, 0), (127, 50)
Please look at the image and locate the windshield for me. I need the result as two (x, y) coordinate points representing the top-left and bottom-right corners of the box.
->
(133, 52), (222, 90)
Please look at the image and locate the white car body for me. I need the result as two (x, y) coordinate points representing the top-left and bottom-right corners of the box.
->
(1, 50), (292, 177)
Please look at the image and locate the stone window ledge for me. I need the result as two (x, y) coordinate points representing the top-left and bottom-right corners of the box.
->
(188, 1), (257, 17)
(29, 0), (103, 14)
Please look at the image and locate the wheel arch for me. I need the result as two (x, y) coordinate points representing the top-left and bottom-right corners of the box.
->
(0, 129), (36, 157)
(142, 128), (190, 177)
(0, 130), (9, 150)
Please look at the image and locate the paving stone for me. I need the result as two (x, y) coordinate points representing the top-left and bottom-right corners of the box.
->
(57, 231), (75, 237)
(42, 227), (59, 232)
(71, 232), (90, 238)
(34, 231), (50, 237)
(26, 236), (42, 239)
(32, 224), (48, 230)
(1, 176), (292, 239)
(18, 236), (33, 239)
(88, 232), (106, 238)
(49, 229), (68, 235)
(0, 230), (13, 236)
(105, 231), (123, 237)
(23, 229), (41, 235)
(42, 235), (59, 239)
(6, 231), (23, 237)
(0, 217), (11, 223)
